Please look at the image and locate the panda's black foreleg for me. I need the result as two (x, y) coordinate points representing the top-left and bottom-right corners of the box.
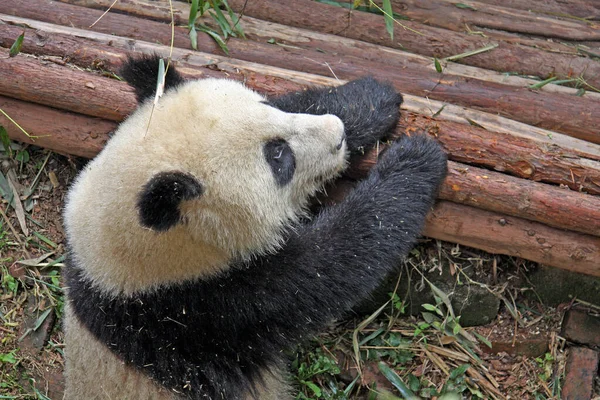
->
(233, 134), (447, 344)
(268, 78), (402, 155)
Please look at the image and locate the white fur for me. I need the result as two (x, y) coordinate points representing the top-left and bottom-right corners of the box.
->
(63, 78), (346, 399)
(64, 79), (346, 295)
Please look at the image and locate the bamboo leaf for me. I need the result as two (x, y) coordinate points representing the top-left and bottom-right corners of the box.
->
(434, 57), (443, 73)
(382, 0), (394, 40)
(528, 76), (558, 89)
(9, 32), (24, 57)
(378, 362), (422, 400)
(198, 25), (230, 55)
(0, 126), (11, 156)
(455, 3), (477, 10)
(189, 0), (199, 27)
(189, 25), (198, 50)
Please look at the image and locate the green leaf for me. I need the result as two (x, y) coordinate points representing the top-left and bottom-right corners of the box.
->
(378, 362), (421, 400)
(33, 231), (58, 248)
(15, 150), (29, 163)
(189, 0), (199, 27)
(434, 57), (443, 73)
(189, 25), (198, 50)
(9, 32), (24, 57)
(0, 126), (11, 156)
(422, 303), (438, 312)
(407, 373), (420, 392)
(528, 76), (558, 89)
(448, 363), (470, 380)
(223, 0), (245, 38)
(454, 3), (477, 10)
(473, 331), (492, 348)
(198, 25), (230, 55)
(210, 5), (234, 38)
(0, 350), (18, 364)
(382, 0), (394, 40)
(431, 104), (447, 118)
(302, 380), (322, 397)
(33, 309), (53, 331)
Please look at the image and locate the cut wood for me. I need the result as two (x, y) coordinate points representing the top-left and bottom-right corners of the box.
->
(1, 20), (599, 182)
(364, 0), (600, 41)
(0, 96), (113, 158)
(3, 12), (600, 160)
(1, 56), (599, 236)
(423, 201), (600, 278)
(18, 0), (600, 143)
(371, 113), (600, 195)
(0, 49), (135, 121)
(438, 161), (600, 237)
(225, 0), (600, 89)
(474, 0), (600, 19)
(349, 156), (600, 236)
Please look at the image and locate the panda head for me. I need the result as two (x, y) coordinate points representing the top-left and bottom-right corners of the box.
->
(64, 56), (347, 294)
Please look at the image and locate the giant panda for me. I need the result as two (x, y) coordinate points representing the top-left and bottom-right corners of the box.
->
(62, 54), (447, 400)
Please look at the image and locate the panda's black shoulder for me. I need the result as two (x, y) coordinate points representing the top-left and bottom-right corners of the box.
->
(121, 54), (185, 103)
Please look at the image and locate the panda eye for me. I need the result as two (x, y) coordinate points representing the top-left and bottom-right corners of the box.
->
(264, 139), (296, 187)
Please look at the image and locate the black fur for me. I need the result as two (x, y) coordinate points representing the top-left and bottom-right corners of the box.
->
(121, 54), (185, 103)
(264, 139), (296, 186)
(137, 171), (203, 232)
(268, 77), (403, 155)
(66, 134), (447, 399)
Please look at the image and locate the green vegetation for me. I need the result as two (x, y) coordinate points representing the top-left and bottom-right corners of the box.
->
(187, 0), (245, 54)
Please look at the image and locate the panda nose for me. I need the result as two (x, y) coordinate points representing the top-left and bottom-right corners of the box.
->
(336, 133), (347, 151)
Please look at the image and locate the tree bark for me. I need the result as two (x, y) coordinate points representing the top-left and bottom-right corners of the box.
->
(1, 32), (599, 195)
(423, 201), (600, 278)
(1, 52), (599, 237)
(0, 49), (135, 121)
(363, 0), (600, 41)
(365, 113), (600, 195)
(473, 0), (600, 19)
(349, 157), (600, 237)
(224, 0), (600, 88)
(3, 0), (600, 144)
(0, 96), (113, 158)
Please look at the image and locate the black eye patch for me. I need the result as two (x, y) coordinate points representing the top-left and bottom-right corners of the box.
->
(264, 139), (295, 187)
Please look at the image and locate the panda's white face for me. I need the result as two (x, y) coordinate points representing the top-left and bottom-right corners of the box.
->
(64, 79), (347, 294)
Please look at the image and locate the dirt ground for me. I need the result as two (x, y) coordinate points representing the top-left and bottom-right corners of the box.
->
(0, 146), (597, 399)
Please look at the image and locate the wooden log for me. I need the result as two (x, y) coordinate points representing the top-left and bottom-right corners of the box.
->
(439, 162), (600, 236)
(361, 0), (600, 41)
(424, 201), (600, 277)
(1, 50), (599, 238)
(52, 0), (600, 99)
(5, 1), (600, 144)
(0, 49), (135, 121)
(349, 157), (600, 237)
(0, 96), (113, 158)
(1, 20), (599, 186)
(224, 0), (600, 88)
(382, 113), (600, 195)
(474, 0), (600, 19)
(3, 12), (600, 160)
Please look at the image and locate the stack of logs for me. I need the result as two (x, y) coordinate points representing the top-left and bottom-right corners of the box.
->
(0, 0), (598, 275)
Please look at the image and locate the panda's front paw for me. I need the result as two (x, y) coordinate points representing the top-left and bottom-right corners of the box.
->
(374, 135), (448, 185)
(339, 77), (403, 153)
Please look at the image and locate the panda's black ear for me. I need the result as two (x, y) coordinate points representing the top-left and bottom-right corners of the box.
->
(121, 54), (185, 103)
(137, 172), (203, 232)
